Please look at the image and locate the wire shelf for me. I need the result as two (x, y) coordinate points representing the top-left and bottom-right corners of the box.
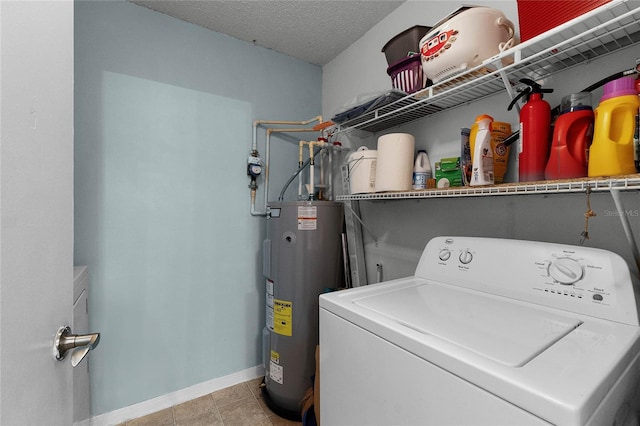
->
(336, 0), (640, 134)
(336, 175), (640, 201)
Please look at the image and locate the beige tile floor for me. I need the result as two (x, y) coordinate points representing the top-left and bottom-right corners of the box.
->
(120, 377), (303, 426)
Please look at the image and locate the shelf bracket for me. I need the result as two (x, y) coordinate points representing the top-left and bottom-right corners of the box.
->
(610, 188), (640, 276)
(343, 202), (378, 244)
(498, 67), (520, 115)
(341, 164), (370, 287)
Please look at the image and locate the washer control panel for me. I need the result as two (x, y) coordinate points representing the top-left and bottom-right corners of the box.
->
(415, 236), (639, 325)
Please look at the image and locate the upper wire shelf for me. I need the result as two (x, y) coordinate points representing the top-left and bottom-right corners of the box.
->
(335, 0), (640, 134)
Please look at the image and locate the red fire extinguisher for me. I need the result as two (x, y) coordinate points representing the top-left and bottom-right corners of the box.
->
(508, 79), (553, 182)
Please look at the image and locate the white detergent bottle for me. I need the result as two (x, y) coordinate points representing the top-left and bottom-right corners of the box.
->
(470, 115), (494, 186)
(412, 150), (432, 189)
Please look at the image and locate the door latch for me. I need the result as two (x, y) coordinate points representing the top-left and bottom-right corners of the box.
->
(53, 326), (100, 367)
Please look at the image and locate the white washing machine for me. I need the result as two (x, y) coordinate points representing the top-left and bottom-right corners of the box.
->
(320, 237), (640, 425)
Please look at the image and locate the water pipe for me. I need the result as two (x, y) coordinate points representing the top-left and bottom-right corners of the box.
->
(252, 116), (322, 152)
(316, 138), (329, 200)
(251, 128), (316, 216)
(298, 140), (306, 199)
(308, 140), (328, 199)
(295, 140), (330, 200)
(278, 148), (322, 201)
(250, 116), (330, 216)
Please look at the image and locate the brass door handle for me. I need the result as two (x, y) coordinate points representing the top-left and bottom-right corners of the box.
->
(53, 326), (101, 367)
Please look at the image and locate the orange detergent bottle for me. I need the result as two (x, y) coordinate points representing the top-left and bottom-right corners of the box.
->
(470, 116), (511, 183)
(490, 121), (512, 183)
(469, 114), (494, 163)
(588, 77), (640, 177)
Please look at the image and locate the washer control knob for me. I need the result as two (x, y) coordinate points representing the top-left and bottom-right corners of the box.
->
(438, 249), (451, 261)
(459, 249), (473, 264)
(548, 257), (583, 285)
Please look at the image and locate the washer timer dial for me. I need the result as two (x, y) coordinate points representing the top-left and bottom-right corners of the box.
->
(459, 249), (473, 264)
(548, 257), (583, 285)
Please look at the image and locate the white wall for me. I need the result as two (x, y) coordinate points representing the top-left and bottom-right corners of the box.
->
(322, 1), (640, 282)
(0, 1), (74, 424)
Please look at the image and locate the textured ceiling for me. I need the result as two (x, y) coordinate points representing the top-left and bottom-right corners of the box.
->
(129, 0), (405, 66)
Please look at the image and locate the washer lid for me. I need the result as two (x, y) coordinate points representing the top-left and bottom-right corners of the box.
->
(354, 282), (582, 367)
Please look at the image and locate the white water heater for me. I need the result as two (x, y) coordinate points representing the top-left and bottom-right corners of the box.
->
(262, 200), (344, 419)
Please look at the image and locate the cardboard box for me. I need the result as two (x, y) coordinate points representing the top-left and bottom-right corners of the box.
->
(517, 0), (611, 42)
(435, 157), (463, 188)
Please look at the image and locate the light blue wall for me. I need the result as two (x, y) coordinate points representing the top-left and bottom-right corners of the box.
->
(74, 1), (322, 415)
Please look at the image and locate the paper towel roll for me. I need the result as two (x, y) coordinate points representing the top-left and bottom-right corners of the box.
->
(375, 133), (415, 191)
(347, 147), (377, 194)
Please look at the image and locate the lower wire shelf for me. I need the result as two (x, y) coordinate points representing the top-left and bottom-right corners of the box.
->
(336, 174), (640, 201)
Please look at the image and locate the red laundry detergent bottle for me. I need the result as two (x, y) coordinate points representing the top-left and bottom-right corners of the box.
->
(545, 92), (594, 179)
(508, 79), (553, 182)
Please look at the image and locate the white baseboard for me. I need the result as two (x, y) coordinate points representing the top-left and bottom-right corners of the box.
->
(78, 365), (265, 426)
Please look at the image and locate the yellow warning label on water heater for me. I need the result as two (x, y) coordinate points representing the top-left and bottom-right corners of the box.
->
(273, 299), (293, 336)
(270, 349), (283, 384)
